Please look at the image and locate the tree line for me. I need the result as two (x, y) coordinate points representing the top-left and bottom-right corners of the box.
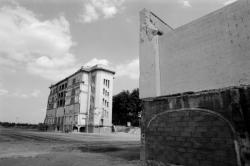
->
(112, 88), (142, 127)
(0, 122), (46, 130)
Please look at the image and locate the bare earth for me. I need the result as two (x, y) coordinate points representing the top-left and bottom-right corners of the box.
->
(0, 127), (140, 166)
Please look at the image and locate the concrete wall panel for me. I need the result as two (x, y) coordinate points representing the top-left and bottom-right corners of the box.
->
(140, 0), (250, 98)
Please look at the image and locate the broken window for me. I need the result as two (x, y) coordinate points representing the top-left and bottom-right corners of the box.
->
(72, 89), (75, 96)
(70, 97), (74, 104)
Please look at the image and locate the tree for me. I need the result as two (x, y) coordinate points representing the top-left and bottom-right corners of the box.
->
(112, 88), (142, 126)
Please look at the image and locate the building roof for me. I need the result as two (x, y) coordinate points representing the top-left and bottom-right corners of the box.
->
(49, 65), (115, 88)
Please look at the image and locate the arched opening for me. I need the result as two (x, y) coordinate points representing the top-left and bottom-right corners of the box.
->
(79, 126), (86, 132)
(73, 126), (78, 132)
(146, 108), (239, 166)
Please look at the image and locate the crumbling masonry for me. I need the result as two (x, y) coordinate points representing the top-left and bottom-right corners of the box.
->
(139, 0), (250, 166)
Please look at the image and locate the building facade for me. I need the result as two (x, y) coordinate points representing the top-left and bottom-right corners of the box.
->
(44, 65), (115, 133)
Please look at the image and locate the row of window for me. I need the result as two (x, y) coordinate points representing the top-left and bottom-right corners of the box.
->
(57, 99), (65, 107)
(46, 115), (78, 124)
(47, 103), (54, 110)
(103, 79), (110, 88)
(45, 117), (54, 124)
(102, 98), (109, 108)
(64, 115), (78, 124)
(48, 98), (77, 109)
(49, 97), (77, 108)
(50, 89), (76, 103)
(50, 77), (80, 95)
(59, 83), (67, 91)
(51, 89), (57, 94)
(103, 109), (109, 118)
(103, 88), (109, 97)
(58, 91), (66, 98)
(50, 82), (67, 94)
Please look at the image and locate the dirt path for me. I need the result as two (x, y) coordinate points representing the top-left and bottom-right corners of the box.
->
(0, 127), (140, 166)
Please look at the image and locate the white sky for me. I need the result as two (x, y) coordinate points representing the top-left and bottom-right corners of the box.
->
(0, 0), (237, 123)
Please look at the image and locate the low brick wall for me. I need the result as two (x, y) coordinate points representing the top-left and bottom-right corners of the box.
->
(141, 86), (250, 166)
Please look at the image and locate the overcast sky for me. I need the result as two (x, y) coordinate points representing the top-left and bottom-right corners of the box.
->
(0, 0), (237, 123)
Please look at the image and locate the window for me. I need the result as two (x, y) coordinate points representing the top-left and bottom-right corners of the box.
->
(72, 89), (75, 96)
(70, 97), (74, 104)
(91, 96), (95, 104)
(59, 92), (63, 98)
(92, 75), (96, 83)
(72, 78), (76, 84)
(103, 79), (110, 88)
(105, 100), (107, 107)
(48, 104), (53, 109)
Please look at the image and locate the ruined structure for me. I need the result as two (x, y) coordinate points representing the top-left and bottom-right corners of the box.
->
(139, 0), (250, 165)
(44, 65), (115, 133)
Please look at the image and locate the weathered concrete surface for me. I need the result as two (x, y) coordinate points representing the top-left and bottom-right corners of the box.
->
(141, 86), (250, 166)
(139, 9), (173, 98)
(140, 0), (250, 98)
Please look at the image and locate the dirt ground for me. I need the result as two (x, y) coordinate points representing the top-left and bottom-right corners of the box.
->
(0, 127), (140, 166)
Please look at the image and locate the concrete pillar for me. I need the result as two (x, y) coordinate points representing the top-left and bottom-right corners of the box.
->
(139, 9), (173, 99)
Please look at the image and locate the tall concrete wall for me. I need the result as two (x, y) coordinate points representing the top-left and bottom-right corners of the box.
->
(140, 0), (250, 98)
